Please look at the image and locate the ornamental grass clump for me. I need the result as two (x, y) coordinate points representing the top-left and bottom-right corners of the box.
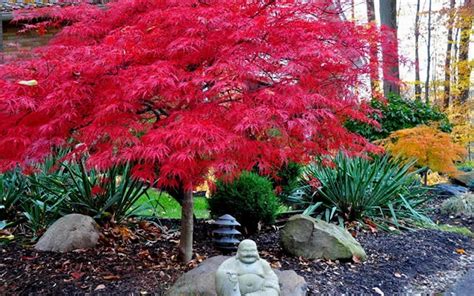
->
(290, 153), (432, 230)
(441, 193), (474, 218)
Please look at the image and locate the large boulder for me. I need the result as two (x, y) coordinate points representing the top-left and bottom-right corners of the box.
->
(166, 256), (307, 296)
(35, 214), (100, 252)
(452, 171), (474, 190)
(280, 215), (366, 261)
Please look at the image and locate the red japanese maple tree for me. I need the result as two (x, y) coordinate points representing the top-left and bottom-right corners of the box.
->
(0, 0), (391, 261)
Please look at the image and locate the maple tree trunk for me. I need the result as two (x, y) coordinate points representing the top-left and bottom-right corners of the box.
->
(443, 0), (456, 108)
(178, 187), (194, 263)
(366, 0), (379, 94)
(414, 0), (422, 101)
(380, 0), (400, 97)
(424, 0), (433, 104)
(457, 0), (473, 104)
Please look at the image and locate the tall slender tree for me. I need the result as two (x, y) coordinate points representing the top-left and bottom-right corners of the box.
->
(414, 0), (422, 100)
(351, 0), (356, 20)
(366, 0), (379, 94)
(0, 18), (3, 63)
(452, 26), (461, 91)
(380, 0), (400, 97)
(443, 0), (457, 108)
(457, 0), (473, 103)
(424, 0), (433, 104)
(366, 0), (376, 24)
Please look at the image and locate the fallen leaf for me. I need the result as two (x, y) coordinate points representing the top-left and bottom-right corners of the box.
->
(138, 249), (151, 260)
(95, 284), (106, 291)
(456, 248), (466, 255)
(352, 255), (362, 264)
(103, 275), (121, 280)
(373, 287), (384, 296)
(0, 234), (14, 241)
(195, 253), (206, 263)
(139, 221), (151, 230)
(364, 218), (378, 233)
(112, 226), (137, 242)
(270, 261), (282, 269)
(18, 80), (38, 86)
(70, 272), (84, 280)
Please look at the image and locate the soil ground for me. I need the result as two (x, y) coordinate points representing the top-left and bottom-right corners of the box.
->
(1, 191), (473, 295)
(1, 221), (473, 295)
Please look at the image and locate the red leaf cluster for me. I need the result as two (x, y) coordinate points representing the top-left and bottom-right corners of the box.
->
(0, 0), (392, 189)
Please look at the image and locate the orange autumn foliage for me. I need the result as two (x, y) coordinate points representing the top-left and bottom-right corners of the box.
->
(381, 125), (466, 176)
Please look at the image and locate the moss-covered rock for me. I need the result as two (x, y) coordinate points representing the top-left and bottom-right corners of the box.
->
(452, 171), (474, 190)
(280, 215), (366, 261)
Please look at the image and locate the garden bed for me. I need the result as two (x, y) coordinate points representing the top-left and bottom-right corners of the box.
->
(427, 191), (474, 232)
(1, 219), (472, 295)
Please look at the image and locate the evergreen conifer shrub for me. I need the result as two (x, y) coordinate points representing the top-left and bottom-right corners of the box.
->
(209, 171), (279, 233)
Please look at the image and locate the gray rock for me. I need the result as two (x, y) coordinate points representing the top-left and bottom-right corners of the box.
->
(274, 270), (307, 296)
(280, 215), (366, 261)
(166, 256), (307, 296)
(35, 214), (100, 252)
(432, 184), (469, 197)
(452, 171), (474, 190)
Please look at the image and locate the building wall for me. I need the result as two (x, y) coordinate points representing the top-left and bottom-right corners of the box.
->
(1, 21), (56, 62)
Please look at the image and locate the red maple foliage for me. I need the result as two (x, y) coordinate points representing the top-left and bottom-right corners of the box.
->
(0, 0), (394, 260)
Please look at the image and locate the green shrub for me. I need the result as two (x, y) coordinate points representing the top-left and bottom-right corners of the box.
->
(441, 193), (474, 217)
(209, 171), (280, 233)
(289, 153), (431, 230)
(346, 94), (451, 141)
(457, 161), (474, 172)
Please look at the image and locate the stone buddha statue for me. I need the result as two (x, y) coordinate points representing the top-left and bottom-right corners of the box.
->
(215, 239), (280, 296)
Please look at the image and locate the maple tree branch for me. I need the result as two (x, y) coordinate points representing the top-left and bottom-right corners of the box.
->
(251, 0), (276, 18)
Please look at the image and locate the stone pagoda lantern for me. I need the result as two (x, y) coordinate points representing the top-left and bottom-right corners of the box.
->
(212, 214), (241, 253)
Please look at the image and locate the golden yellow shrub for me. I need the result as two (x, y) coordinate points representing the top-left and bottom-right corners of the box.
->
(380, 125), (467, 176)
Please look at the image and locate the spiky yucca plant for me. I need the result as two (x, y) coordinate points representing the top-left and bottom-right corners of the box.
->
(290, 153), (432, 229)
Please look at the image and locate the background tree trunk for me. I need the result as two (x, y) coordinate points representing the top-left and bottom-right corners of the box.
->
(366, 0), (380, 94)
(443, 0), (457, 108)
(351, 0), (356, 20)
(424, 0), (433, 104)
(457, 0), (473, 103)
(178, 187), (194, 263)
(380, 0), (400, 97)
(366, 0), (376, 26)
(414, 0), (422, 100)
(0, 18), (3, 63)
(452, 26), (461, 91)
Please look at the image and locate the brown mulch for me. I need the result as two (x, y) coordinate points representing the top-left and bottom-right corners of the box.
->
(1, 217), (473, 295)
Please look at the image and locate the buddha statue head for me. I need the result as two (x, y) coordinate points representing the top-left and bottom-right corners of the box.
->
(236, 239), (260, 264)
